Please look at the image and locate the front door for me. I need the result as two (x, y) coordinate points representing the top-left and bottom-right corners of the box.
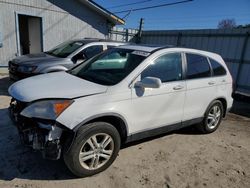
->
(130, 52), (186, 134)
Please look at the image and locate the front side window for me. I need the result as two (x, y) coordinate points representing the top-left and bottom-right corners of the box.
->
(141, 53), (182, 82)
(209, 58), (227, 76)
(83, 45), (103, 59)
(186, 54), (211, 79)
(46, 41), (84, 58)
(69, 48), (147, 85)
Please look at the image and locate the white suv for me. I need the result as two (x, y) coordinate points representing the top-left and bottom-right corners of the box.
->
(9, 45), (233, 177)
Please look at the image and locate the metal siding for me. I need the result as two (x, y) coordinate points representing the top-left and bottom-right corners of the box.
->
(226, 62), (239, 81)
(244, 36), (250, 60)
(238, 64), (250, 87)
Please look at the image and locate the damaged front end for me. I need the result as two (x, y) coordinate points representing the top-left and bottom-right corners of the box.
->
(9, 98), (73, 160)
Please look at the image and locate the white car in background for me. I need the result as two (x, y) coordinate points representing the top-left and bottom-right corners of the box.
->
(9, 45), (233, 177)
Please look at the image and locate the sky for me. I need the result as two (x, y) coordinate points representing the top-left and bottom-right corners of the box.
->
(94, 0), (250, 30)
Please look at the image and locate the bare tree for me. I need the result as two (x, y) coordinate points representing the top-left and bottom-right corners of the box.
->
(217, 19), (236, 29)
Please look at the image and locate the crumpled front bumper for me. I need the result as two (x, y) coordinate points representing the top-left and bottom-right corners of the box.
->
(9, 98), (65, 160)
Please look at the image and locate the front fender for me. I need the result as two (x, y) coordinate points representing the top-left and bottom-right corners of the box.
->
(72, 112), (129, 133)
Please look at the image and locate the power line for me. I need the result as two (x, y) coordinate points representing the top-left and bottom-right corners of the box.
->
(144, 12), (250, 22)
(107, 0), (153, 9)
(145, 17), (250, 23)
(113, 0), (193, 14)
(122, 10), (133, 20)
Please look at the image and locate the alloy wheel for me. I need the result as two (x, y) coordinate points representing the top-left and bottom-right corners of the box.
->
(207, 105), (221, 129)
(79, 133), (114, 170)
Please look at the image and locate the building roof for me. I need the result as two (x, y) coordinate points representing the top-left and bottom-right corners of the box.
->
(78, 0), (125, 25)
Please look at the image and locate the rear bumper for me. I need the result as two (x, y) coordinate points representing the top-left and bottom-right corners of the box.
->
(9, 99), (65, 160)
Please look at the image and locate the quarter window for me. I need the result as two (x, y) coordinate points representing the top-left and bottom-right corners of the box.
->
(141, 53), (182, 82)
(209, 58), (226, 76)
(186, 54), (211, 79)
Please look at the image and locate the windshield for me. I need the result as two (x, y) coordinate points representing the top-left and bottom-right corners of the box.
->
(46, 41), (84, 58)
(69, 48), (148, 86)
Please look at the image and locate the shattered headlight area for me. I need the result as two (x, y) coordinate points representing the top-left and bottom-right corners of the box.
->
(9, 98), (71, 160)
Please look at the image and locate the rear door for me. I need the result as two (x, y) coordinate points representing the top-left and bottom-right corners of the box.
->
(183, 53), (216, 121)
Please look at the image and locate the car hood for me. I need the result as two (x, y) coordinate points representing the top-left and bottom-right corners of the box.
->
(8, 72), (108, 102)
(12, 53), (61, 65)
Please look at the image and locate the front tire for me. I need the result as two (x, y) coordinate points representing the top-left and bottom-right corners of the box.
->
(197, 100), (224, 134)
(63, 122), (121, 177)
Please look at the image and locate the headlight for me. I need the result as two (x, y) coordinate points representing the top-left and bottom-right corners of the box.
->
(21, 100), (73, 120)
(18, 65), (37, 73)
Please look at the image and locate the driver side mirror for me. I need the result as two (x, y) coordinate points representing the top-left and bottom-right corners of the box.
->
(134, 77), (162, 89)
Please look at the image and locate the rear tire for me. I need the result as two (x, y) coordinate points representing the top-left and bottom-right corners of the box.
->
(63, 122), (121, 177)
(196, 100), (224, 134)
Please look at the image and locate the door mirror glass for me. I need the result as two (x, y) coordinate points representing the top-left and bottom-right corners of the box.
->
(135, 77), (162, 88)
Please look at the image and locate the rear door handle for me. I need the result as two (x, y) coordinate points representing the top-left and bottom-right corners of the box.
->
(173, 85), (184, 90)
(208, 81), (215, 85)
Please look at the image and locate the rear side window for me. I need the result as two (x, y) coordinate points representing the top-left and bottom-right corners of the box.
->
(209, 58), (227, 76)
(186, 53), (211, 79)
(141, 53), (182, 82)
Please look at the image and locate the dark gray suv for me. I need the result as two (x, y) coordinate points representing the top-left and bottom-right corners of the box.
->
(9, 38), (126, 80)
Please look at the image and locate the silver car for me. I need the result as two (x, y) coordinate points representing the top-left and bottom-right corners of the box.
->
(8, 38), (126, 80)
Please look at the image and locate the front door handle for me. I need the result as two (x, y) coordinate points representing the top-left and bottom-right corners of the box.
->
(173, 85), (184, 90)
(208, 81), (215, 85)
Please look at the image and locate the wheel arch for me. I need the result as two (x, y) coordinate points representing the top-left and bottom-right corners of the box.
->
(206, 97), (227, 117)
(216, 97), (227, 117)
(73, 113), (129, 143)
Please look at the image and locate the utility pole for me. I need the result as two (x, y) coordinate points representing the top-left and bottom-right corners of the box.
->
(136, 18), (144, 44)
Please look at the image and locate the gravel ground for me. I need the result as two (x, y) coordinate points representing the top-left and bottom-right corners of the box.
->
(0, 75), (250, 188)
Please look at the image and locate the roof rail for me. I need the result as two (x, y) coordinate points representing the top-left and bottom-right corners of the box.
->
(150, 44), (176, 53)
(83, 38), (127, 42)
